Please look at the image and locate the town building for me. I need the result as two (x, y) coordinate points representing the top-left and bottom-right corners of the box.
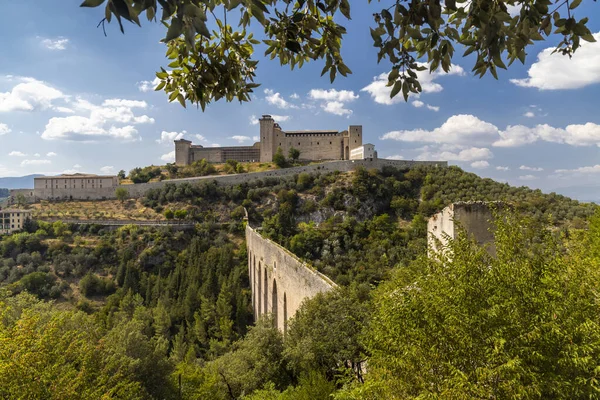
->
(174, 114), (366, 165)
(0, 209), (32, 235)
(10, 174), (119, 203)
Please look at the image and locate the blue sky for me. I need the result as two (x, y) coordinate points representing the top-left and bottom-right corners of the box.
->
(1, 1), (600, 200)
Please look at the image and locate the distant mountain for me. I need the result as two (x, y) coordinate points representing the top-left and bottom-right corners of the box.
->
(0, 174), (43, 190)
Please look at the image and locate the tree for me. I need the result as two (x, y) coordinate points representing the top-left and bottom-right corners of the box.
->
(164, 209), (174, 220)
(81, 0), (595, 108)
(339, 212), (600, 399)
(273, 147), (287, 169)
(15, 194), (26, 207)
(288, 147), (300, 162)
(116, 187), (129, 203)
(117, 170), (126, 180)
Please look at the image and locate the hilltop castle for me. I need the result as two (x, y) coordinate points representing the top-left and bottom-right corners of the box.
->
(174, 115), (372, 165)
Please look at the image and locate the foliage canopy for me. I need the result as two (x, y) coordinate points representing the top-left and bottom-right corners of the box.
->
(81, 0), (596, 108)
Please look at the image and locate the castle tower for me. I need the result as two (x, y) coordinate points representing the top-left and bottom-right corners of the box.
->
(174, 139), (192, 166)
(259, 115), (275, 162)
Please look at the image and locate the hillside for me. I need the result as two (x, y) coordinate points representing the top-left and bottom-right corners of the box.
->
(0, 164), (596, 399)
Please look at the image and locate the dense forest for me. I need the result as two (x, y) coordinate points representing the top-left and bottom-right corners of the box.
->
(0, 165), (598, 399)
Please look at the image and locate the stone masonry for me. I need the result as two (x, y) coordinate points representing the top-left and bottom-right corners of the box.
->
(246, 224), (335, 333)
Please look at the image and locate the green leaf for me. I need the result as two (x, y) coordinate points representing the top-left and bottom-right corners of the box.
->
(165, 18), (183, 42)
(581, 33), (597, 42)
(80, 0), (105, 7)
(390, 80), (402, 98)
(570, 0), (582, 9)
(285, 40), (302, 53)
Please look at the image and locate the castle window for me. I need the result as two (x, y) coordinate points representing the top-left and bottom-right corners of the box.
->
(330, 141), (332, 145)
(298, 142), (300, 145)
(317, 142), (319, 145)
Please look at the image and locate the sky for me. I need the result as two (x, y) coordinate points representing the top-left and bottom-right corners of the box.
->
(1, 1), (600, 200)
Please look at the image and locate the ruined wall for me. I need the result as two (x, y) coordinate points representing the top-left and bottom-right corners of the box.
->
(246, 224), (335, 332)
(428, 202), (499, 256)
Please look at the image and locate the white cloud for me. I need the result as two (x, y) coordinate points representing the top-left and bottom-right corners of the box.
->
(40, 37), (69, 51)
(46, 152), (57, 157)
(34, 153), (40, 157)
(102, 99), (147, 108)
(42, 96), (154, 141)
(417, 146), (493, 162)
(157, 130), (185, 145)
(471, 160), (490, 169)
(496, 166), (510, 171)
(21, 159), (51, 166)
(361, 64), (465, 105)
(385, 155), (404, 160)
(54, 106), (74, 114)
(524, 111), (535, 118)
(264, 89), (297, 109)
(8, 151), (26, 157)
(511, 33), (600, 90)
(427, 104), (440, 112)
(160, 151), (175, 162)
(412, 100), (424, 108)
(308, 89), (359, 103)
(518, 175), (538, 181)
(520, 165), (544, 171)
(381, 114), (498, 145)
(100, 166), (115, 174)
(252, 136), (259, 142)
(249, 114), (291, 125)
(210, 143), (221, 147)
(195, 134), (207, 142)
(290, 93), (300, 99)
(0, 123), (10, 135)
(231, 135), (251, 143)
(0, 77), (65, 112)
(308, 89), (359, 116)
(555, 165), (600, 175)
(322, 101), (353, 116)
(73, 164), (82, 169)
(137, 77), (161, 92)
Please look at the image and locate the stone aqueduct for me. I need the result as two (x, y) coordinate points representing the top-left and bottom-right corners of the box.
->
(246, 224), (335, 332)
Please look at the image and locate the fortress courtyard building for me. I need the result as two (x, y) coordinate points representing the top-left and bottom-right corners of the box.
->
(175, 115), (365, 165)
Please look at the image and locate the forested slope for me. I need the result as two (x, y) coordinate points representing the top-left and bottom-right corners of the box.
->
(0, 164), (596, 399)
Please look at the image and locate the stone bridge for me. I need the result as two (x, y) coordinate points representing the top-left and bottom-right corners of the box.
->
(246, 224), (335, 333)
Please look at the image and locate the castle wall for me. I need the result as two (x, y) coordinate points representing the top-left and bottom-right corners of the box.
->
(428, 202), (498, 256)
(246, 224), (335, 332)
(190, 146), (260, 163)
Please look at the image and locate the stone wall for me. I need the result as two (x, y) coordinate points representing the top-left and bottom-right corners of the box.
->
(246, 224), (335, 332)
(428, 202), (501, 256)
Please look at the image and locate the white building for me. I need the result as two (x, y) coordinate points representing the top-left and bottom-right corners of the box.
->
(350, 143), (376, 160)
(0, 209), (32, 235)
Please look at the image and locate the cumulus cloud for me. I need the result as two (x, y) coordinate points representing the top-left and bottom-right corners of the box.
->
(385, 155), (404, 160)
(427, 104), (440, 112)
(496, 166), (510, 171)
(383, 113), (600, 149)
(511, 33), (600, 90)
(520, 165), (544, 172)
(8, 151), (26, 157)
(307, 89), (359, 116)
(0, 77), (65, 112)
(264, 89), (297, 109)
(100, 166), (115, 174)
(42, 97), (154, 141)
(290, 93), (300, 99)
(160, 151), (175, 162)
(21, 159), (51, 166)
(555, 165), (600, 175)
(137, 77), (161, 92)
(249, 114), (291, 125)
(412, 100), (424, 108)
(416, 146), (493, 162)
(471, 160), (490, 169)
(381, 114), (498, 145)
(0, 123), (10, 135)
(157, 130), (185, 145)
(195, 134), (207, 142)
(361, 64), (465, 105)
(524, 111), (535, 118)
(40, 37), (69, 50)
(47, 152), (57, 157)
